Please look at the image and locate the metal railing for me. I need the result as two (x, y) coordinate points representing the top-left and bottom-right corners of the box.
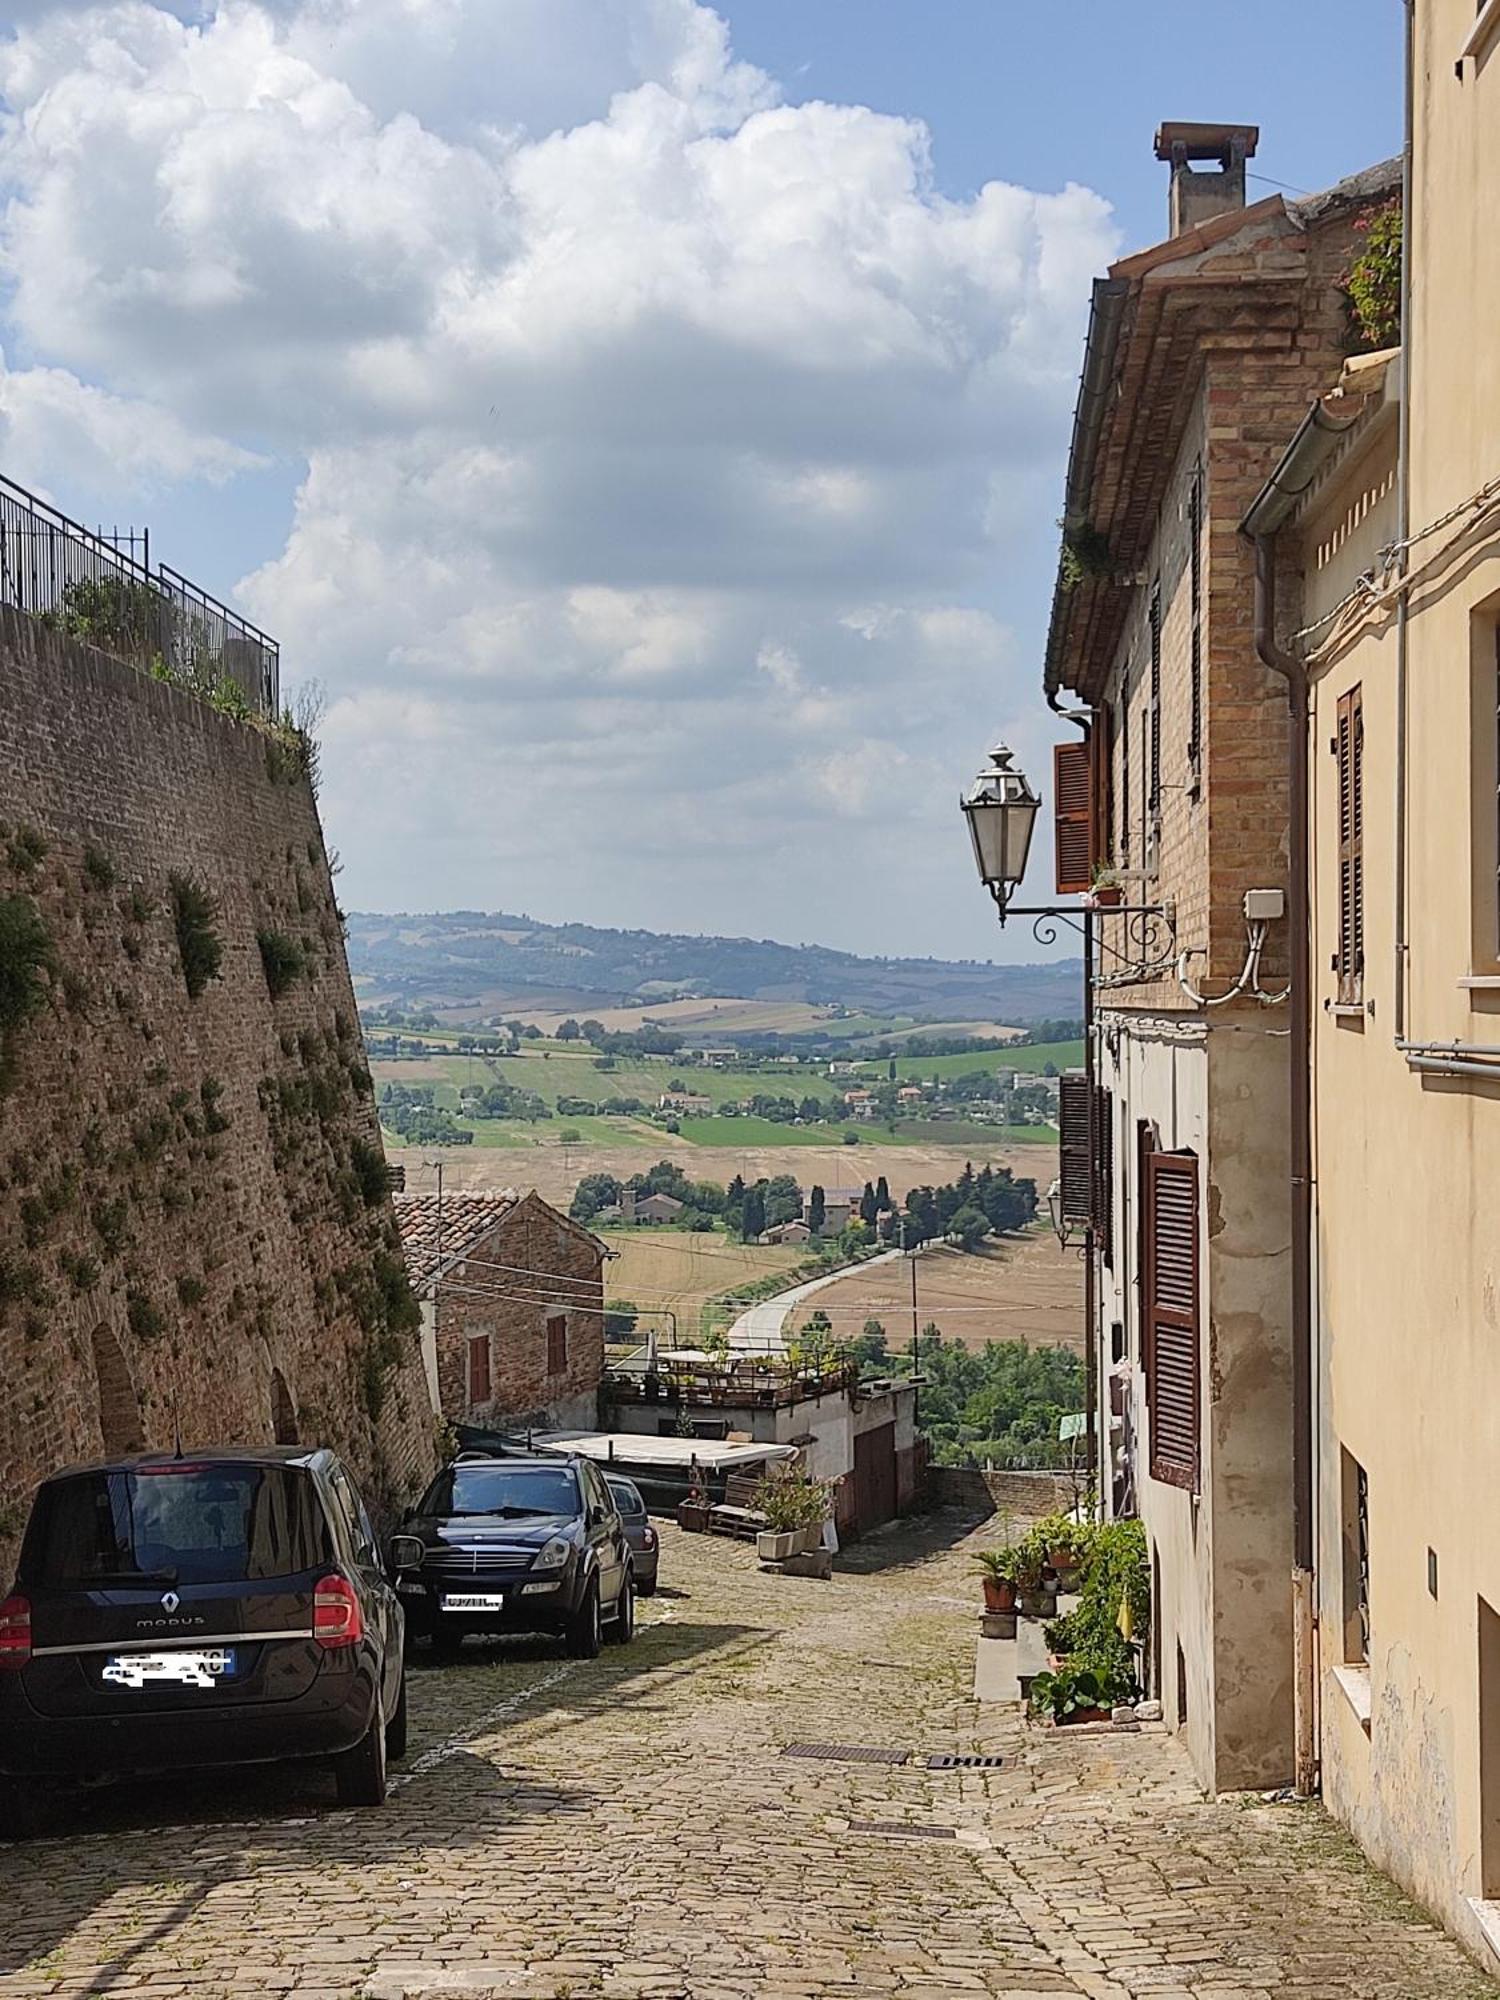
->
(0, 472), (278, 716)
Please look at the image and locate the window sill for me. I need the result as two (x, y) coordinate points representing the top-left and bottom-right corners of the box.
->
(1329, 1004), (1365, 1024)
(1331, 1662), (1372, 1736)
(1460, 976), (1500, 990)
(1466, 1899), (1500, 1967)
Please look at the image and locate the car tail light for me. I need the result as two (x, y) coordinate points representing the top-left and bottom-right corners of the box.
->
(313, 1574), (363, 1649)
(642, 1526), (657, 1550)
(0, 1595), (32, 1670)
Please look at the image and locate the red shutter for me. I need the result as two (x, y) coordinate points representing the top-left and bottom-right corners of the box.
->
(1145, 1151), (1199, 1490)
(1058, 1071), (1092, 1224)
(547, 1314), (568, 1376)
(1337, 686), (1364, 1004)
(1054, 740), (1094, 895)
(467, 1335), (491, 1408)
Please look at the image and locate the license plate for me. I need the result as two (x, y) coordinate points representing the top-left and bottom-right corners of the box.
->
(441, 1592), (508, 1612)
(102, 1649), (237, 1689)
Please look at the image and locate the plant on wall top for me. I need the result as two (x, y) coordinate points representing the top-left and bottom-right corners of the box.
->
(1343, 200), (1402, 351)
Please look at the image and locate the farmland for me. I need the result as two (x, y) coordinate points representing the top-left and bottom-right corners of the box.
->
(805, 1232), (1085, 1355)
(594, 1227), (807, 1329)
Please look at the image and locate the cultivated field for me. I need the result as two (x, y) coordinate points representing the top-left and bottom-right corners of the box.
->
(593, 1228), (807, 1327)
(385, 1135), (1057, 1214)
(808, 1233), (1085, 1354)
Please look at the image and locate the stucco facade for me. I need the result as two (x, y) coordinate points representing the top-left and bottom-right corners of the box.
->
(1274, 1), (1500, 1964)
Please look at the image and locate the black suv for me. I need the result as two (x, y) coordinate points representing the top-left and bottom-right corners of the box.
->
(395, 1453), (635, 1659)
(0, 1447), (407, 1832)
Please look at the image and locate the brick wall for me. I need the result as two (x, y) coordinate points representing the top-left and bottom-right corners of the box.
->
(0, 608), (436, 1574)
(436, 1195), (604, 1430)
(927, 1466), (1080, 1523)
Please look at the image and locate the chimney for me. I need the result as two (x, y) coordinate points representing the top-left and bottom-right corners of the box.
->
(1154, 122), (1259, 237)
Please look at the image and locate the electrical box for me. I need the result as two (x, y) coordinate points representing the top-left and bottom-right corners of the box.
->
(1244, 888), (1285, 922)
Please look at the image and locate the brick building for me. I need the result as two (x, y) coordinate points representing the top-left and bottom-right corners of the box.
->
(1044, 127), (1399, 1789)
(396, 1191), (606, 1431)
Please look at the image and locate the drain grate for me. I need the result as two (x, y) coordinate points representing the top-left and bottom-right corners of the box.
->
(926, 1753), (1005, 1770)
(848, 1819), (957, 1840)
(782, 1742), (911, 1766)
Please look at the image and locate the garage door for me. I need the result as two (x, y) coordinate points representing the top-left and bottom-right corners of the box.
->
(852, 1422), (897, 1534)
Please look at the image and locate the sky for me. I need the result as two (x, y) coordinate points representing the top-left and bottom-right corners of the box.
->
(0, 0), (1403, 963)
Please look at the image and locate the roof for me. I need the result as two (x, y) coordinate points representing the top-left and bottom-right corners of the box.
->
(529, 1431), (797, 1472)
(42, 1446), (325, 1482)
(1043, 155), (1402, 703)
(395, 1191), (521, 1287)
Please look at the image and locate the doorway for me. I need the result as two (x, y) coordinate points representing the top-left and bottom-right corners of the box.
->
(91, 1324), (144, 1455)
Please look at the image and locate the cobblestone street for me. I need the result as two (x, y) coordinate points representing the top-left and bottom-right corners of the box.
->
(0, 1514), (1490, 2000)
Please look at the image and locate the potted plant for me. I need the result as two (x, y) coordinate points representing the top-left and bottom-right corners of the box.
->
(1027, 1665), (1112, 1726)
(757, 1464), (832, 1562)
(1036, 1513), (1090, 1591)
(1087, 866), (1123, 910)
(677, 1474), (710, 1533)
(1012, 1538), (1055, 1618)
(973, 1547), (1019, 1614)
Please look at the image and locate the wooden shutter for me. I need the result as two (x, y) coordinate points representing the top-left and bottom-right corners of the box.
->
(1148, 581), (1163, 821)
(467, 1334), (491, 1407)
(1145, 1151), (1200, 1490)
(547, 1313), (568, 1376)
(1058, 1071), (1092, 1224)
(1337, 686), (1364, 1004)
(1187, 466), (1203, 778)
(1054, 740), (1094, 895)
(1092, 709), (1114, 870)
(1094, 1084), (1114, 1267)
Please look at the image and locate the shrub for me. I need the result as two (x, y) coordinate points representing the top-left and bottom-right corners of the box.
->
(0, 896), (55, 1075)
(758, 1465), (832, 1535)
(50, 575), (160, 656)
(350, 1138), (390, 1207)
(6, 826), (48, 875)
(1344, 199), (1402, 351)
(257, 930), (306, 998)
(126, 1290), (165, 1341)
(176, 1275), (207, 1307)
(169, 873), (222, 998)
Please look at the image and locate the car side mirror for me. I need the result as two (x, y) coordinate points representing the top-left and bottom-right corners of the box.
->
(389, 1534), (424, 1573)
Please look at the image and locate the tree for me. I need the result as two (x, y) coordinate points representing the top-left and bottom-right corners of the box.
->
(557, 1019), (581, 1041)
(853, 1318), (888, 1369)
(522, 1024), (543, 1040)
(740, 1184), (766, 1241)
(580, 1019), (606, 1044)
(874, 1174), (892, 1213)
(808, 1184), (826, 1234)
(842, 1129), (860, 1146)
(764, 1173), (802, 1227)
(570, 1172), (622, 1221)
(947, 1204), (991, 1251)
(859, 1181), (879, 1227)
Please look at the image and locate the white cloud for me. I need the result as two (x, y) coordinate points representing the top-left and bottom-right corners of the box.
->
(0, 0), (1117, 954)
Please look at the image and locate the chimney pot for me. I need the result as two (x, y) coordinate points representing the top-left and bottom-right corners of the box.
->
(1153, 121), (1260, 237)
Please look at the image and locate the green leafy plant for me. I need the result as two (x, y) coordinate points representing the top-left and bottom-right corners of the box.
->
(5, 826), (48, 875)
(1058, 520), (1114, 592)
(82, 844), (116, 889)
(350, 1138), (391, 1208)
(973, 1546), (1020, 1584)
(47, 575), (161, 657)
(1028, 1664), (1118, 1721)
(126, 1290), (165, 1342)
(169, 873), (222, 998)
(176, 1275), (207, 1307)
(257, 929), (306, 998)
(758, 1465), (832, 1535)
(0, 895), (56, 1090)
(1343, 199), (1402, 351)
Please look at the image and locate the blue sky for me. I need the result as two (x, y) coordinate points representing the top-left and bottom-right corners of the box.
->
(0, 1), (1402, 965)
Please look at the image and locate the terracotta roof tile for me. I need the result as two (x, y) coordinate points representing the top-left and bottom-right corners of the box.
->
(395, 1192), (521, 1289)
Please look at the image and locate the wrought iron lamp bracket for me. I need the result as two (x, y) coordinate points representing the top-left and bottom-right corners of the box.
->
(985, 891), (1178, 985)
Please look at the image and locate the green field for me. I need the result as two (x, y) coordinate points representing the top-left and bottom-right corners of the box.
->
(849, 1041), (1083, 1082)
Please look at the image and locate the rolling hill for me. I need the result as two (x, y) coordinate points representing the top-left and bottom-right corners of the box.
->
(346, 910), (1081, 1027)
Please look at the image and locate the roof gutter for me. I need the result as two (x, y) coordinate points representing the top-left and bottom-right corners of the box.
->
(1240, 397), (1366, 540)
(1043, 276), (1131, 700)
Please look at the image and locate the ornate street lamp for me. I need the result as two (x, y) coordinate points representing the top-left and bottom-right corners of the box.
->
(959, 742), (1039, 921)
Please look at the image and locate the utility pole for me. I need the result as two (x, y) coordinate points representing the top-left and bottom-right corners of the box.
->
(904, 1215), (920, 1427)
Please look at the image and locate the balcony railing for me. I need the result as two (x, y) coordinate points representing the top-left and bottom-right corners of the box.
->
(0, 472), (279, 717)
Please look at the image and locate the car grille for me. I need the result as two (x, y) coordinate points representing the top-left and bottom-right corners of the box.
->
(423, 1546), (536, 1579)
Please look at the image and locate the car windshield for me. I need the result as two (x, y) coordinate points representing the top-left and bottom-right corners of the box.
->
(24, 1464), (333, 1588)
(607, 1481), (644, 1515)
(423, 1463), (580, 1520)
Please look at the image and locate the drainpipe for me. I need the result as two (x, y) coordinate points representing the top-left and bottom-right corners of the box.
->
(1049, 686), (1100, 1507)
(1249, 532), (1317, 1796)
(1394, 0), (1415, 1042)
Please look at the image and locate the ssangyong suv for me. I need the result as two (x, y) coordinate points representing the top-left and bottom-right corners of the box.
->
(0, 1447), (408, 1834)
(395, 1454), (634, 1658)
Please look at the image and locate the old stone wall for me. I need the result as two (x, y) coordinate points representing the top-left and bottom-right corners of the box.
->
(437, 1195), (604, 1430)
(0, 607), (436, 1574)
(927, 1466), (1080, 1523)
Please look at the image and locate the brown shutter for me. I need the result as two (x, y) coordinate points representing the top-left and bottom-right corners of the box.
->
(1145, 1150), (1199, 1490)
(1054, 740), (1094, 895)
(1094, 1084), (1114, 1267)
(1058, 1070), (1092, 1224)
(1337, 686), (1364, 1004)
(1091, 710), (1114, 870)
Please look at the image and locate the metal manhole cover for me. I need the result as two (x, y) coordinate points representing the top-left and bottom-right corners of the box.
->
(782, 1742), (911, 1765)
(926, 1754), (1005, 1770)
(848, 1819), (957, 1840)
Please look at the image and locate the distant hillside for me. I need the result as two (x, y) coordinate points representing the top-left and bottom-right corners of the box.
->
(346, 910), (1082, 1026)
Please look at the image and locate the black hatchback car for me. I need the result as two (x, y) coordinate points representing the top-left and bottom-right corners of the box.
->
(0, 1447), (407, 1833)
(394, 1453), (635, 1658)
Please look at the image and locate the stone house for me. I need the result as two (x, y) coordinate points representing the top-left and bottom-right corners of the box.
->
(1237, 2), (1500, 1961)
(1044, 123), (1399, 1791)
(396, 1191), (606, 1431)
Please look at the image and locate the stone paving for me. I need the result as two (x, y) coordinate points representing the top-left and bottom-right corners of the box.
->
(0, 1512), (1492, 1999)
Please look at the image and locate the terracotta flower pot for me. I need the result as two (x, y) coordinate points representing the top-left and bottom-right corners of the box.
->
(1089, 884), (1123, 908)
(981, 1577), (1017, 1614)
(1058, 1705), (1112, 1726)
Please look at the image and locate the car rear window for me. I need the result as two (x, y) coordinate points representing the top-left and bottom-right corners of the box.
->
(23, 1464), (334, 1588)
(421, 1462), (580, 1519)
(607, 1480), (644, 1515)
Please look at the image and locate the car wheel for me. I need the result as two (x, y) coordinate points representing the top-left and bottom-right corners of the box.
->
(565, 1576), (602, 1659)
(607, 1568), (635, 1646)
(334, 1702), (388, 1807)
(385, 1668), (409, 1762)
(637, 1574), (657, 1598)
(0, 1780), (57, 1842)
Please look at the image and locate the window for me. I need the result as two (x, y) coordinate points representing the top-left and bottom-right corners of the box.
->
(547, 1313), (568, 1376)
(1057, 1071), (1092, 1225)
(1341, 1448), (1370, 1665)
(1148, 579), (1163, 837)
(1053, 739), (1094, 895)
(467, 1333), (491, 1407)
(1144, 1149), (1199, 1489)
(1336, 685), (1365, 1003)
(1187, 465), (1204, 787)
